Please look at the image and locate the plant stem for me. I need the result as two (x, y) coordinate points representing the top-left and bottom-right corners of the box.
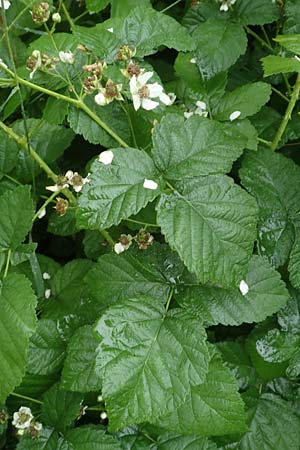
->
(244, 26), (273, 52)
(271, 85), (289, 102)
(165, 180), (175, 191)
(160, 0), (182, 13)
(99, 229), (115, 246)
(0, 65), (129, 148)
(32, 192), (58, 222)
(61, 2), (75, 29)
(271, 73), (300, 151)
(257, 137), (272, 147)
(3, 249), (11, 278)
(125, 218), (160, 228)
(10, 392), (43, 405)
(165, 288), (174, 313)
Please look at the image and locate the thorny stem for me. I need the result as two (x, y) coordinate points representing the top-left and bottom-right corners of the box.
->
(271, 73), (300, 151)
(0, 65), (129, 148)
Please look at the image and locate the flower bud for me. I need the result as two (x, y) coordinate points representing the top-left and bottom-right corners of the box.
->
(52, 12), (61, 23)
(55, 197), (69, 216)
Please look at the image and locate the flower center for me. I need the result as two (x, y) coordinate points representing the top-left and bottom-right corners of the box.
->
(138, 85), (150, 98)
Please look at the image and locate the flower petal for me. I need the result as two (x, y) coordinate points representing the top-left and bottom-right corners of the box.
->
(138, 71), (154, 85)
(141, 98), (159, 110)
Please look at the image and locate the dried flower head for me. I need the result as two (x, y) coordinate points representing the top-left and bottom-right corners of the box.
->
(55, 197), (69, 216)
(31, 2), (50, 23)
(116, 45), (136, 61)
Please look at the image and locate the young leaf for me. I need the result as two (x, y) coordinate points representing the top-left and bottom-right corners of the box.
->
(262, 55), (300, 76)
(95, 297), (210, 431)
(178, 256), (288, 326)
(0, 273), (37, 402)
(274, 34), (300, 55)
(157, 351), (247, 436)
(0, 185), (34, 251)
(152, 114), (247, 181)
(61, 325), (102, 393)
(85, 244), (185, 307)
(42, 383), (83, 433)
(213, 82), (271, 121)
(193, 20), (247, 79)
(157, 175), (258, 287)
(77, 148), (161, 230)
(27, 319), (66, 376)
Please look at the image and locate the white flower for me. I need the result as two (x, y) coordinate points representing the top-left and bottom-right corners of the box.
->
(219, 0), (236, 11)
(100, 412), (108, 420)
(143, 179), (158, 190)
(114, 242), (125, 254)
(12, 407), (33, 430)
(184, 111), (194, 119)
(95, 91), (107, 106)
(195, 100), (208, 117)
(45, 289), (51, 299)
(59, 51), (75, 64)
(29, 50), (42, 80)
(239, 280), (249, 296)
(229, 110), (241, 121)
(0, 0), (11, 10)
(52, 12), (61, 23)
(190, 57), (196, 64)
(99, 150), (114, 165)
(37, 208), (46, 219)
(0, 58), (8, 69)
(107, 28), (114, 33)
(97, 395), (103, 402)
(46, 182), (68, 192)
(129, 71), (171, 111)
(42, 272), (51, 280)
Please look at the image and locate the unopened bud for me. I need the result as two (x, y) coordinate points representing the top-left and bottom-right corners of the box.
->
(52, 12), (61, 23)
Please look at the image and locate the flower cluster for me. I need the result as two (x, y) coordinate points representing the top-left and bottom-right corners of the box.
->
(26, 50), (57, 80)
(12, 407), (42, 439)
(95, 79), (123, 106)
(184, 100), (208, 119)
(31, 2), (50, 23)
(130, 71), (175, 111)
(46, 170), (90, 194)
(83, 61), (107, 93)
(218, 0), (236, 12)
(114, 229), (154, 254)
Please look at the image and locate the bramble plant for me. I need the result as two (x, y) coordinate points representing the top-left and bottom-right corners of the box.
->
(1, 0), (300, 448)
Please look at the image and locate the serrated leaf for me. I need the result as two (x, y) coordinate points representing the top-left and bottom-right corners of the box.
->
(214, 82), (271, 121)
(66, 425), (122, 450)
(27, 319), (66, 376)
(0, 185), (34, 251)
(77, 148), (161, 230)
(240, 148), (300, 282)
(155, 433), (217, 450)
(284, 0), (300, 34)
(157, 351), (246, 436)
(193, 20), (247, 79)
(111, 0), (151, 17)
(95, 297), (210, 431)
(288, 229), (300, 289)
(0, 273), (37, 402)
(0, 128), (19, 176)
(157, 176), (257, 287)
(274, 34), (300, 55)
(42, 383), (83, 433)
(74, 6), (194, 61)
(68, 97), (131, 148)
(85, 244), (187, 308)
(237, 393), (300, 450)
(152, 115), (247, 181)
(178, 256), (288, 326)
(61, 325), (102, 392)
(262, 55), (300, 76)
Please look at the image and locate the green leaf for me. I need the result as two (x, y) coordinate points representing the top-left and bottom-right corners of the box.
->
(256, 328), (299, 364)
(43, 98), (69, 125)
(86, 0), (110, 13)
(0, 185), (34, 251)
(178, 256), (288, 326)
(237, 393), (300, 450)
(95, 297), (210, 431)
(42, 383), (83, 433)
(66, 425), (122, 450)
(283, 0), (300, 34)
(67, 98), (131, 148)
(155, 433), (217, 450)
(214, 82), (271, 121)
(0, 128), (19, 176)
(240, 148), (300, 281)
(12, 119), (74, 182)
(157, 176), (258, 287)
(152, 115), (247, 181)
(262, 55), (300, 76)
(274, 34), (300, 55)
(233, 0), (279, 25)
(111, 0), (151, 17)
(193, 20), (247, 79)
(76, 148), (161, 230)
(74, 6), (194, 60)
(27, 319), (66, 376)
(85, 244), (186, 308)
(0, 273), (37, 402)
(157, 351), (246, 436)
(61, 325), (102, 392)
(288, 229), (300, 289)
(217, 341), (257, 390)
